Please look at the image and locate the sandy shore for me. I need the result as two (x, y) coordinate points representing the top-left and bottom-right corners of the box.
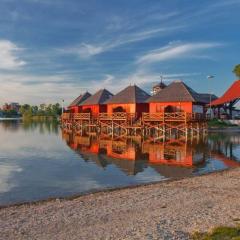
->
(0, 168), (240, 240)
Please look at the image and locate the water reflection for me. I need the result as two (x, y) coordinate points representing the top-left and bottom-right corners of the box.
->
(0, 120), (59, 134)
(62, 130), (240, 178)
(0, 121), (239, 205)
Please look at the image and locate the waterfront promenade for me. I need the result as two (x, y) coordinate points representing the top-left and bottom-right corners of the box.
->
(0, 168), (240, 240)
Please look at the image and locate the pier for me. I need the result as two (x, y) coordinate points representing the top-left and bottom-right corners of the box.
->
(61, 111), (207, 140)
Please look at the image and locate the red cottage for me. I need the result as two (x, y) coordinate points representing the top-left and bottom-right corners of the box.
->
(68, 91), (91, 113)
(80, 89), (113, 117)
(104, 85), (150, 118)
(147, 80), (217, 115)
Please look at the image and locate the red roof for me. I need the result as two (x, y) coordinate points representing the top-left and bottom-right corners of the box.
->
(211, 80), (240, 106)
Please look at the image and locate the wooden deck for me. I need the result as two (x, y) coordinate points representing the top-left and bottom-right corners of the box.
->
(61, 112), (207, 139)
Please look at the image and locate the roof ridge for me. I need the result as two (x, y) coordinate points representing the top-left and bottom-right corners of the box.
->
(134, 85), (137, 103)
(180, 82), (196, 102)
(104, 84), (149, 104)
(80, 88), (113, 105)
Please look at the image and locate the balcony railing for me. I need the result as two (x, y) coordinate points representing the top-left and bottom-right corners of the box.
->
(142, 112), (205, 122)
(99, 112), (136, 121)
(62, 112), (206, 122)
(73, 113), (91, 120)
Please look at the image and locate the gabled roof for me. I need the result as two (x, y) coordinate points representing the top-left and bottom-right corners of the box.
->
(104, 85), (150, 104)
(211, 80), (240, 106)
(68, 91), (91, 107)
(147, 81), (209, 103)
(80, 89), (113, 106)
(199, 93), (218, 104)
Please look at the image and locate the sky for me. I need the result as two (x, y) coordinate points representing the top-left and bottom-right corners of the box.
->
(0, 0), (239, 105)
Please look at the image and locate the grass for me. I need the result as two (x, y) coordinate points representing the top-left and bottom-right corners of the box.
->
(192, 226), (240, 240)
(208, 119), (237, 128)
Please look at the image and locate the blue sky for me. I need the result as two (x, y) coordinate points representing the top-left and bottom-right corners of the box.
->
(0, 0), (239, 105)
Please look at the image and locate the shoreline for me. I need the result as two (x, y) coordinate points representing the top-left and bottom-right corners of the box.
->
(1, 167), (239, 240)
(0, 167), (231, 209)
(208, 126), (240, 132)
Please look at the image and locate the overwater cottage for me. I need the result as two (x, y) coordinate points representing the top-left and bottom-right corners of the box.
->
(104, 85), (150, 118)
(68, 91), (92, 113)
(79, 89), (113, 117)
(147, 80), (216, 115)
(63, 80), (214, 137)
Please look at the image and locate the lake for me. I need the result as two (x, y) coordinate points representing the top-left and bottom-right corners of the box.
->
(0, 120), (239, 206)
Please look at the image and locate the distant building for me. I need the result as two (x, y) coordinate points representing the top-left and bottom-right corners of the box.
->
(2, 102), (20, 112)
(152, 81), (167, 95)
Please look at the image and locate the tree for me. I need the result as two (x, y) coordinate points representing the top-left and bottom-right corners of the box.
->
(233, 64), (240, 78)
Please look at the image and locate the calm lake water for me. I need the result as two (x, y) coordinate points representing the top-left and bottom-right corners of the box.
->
(0, 120), (240, 206)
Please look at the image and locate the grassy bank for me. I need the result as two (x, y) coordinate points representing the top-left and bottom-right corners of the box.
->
(208, 119), (238, 128)
(192, 226), (240, 240)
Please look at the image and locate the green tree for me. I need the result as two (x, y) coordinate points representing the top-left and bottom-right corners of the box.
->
(233, 64), (240, 78)
(19, 104), (30, 115)
(52, 103), (61, 116)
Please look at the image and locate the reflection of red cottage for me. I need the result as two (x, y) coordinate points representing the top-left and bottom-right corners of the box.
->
(104, 85), (150, 118)
(68, 91), (91, 113)
(80, 89), (113, 118)
(147, 81), (217, 114)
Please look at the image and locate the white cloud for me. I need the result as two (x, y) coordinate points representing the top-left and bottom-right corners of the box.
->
(61, 26), (183, 58)
(0, 70), (203, 105)
(84, 70), (202, 95)
(0, 73), (86, 105)
(0, 164), (22, 193)
(137, 42), (223, 64)
(75, 43), (104, 58)
(0, 40), (26, 70)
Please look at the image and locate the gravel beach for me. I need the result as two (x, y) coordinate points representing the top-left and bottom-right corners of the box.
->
(0, 168), (240, 240)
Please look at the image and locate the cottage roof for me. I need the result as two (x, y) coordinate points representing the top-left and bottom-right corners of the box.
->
(147, 81), (212, 103)
(80, 89), (113, 106)
(68, 91), (91, 107)
(104, 85), (150, 104)
(211, 80), (240, 106)
(198, 93), (218, 104)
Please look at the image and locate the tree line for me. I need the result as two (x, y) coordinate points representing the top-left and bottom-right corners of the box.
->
(19, 103), (62, 118)
(0, 103), (62, 119)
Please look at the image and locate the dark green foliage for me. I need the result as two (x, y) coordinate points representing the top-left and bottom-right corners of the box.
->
(208, 119), (237, 128)
(233, 64), (240, 78)
(192, 226), (240, 240)
(19, 103), (61, 119)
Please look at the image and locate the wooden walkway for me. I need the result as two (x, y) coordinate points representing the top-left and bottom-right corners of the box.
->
(61, 112), (207, 139)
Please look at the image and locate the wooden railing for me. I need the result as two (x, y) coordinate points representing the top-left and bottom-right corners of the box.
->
(142, 112), (205, 122)
(73, 113), (91, 120)
(165, 112), (186, 121)
(99, 112), (136, 121)
(63, 111), (206, 122)
(142, 112), (164, 122)
(62, 113), (91, 121)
